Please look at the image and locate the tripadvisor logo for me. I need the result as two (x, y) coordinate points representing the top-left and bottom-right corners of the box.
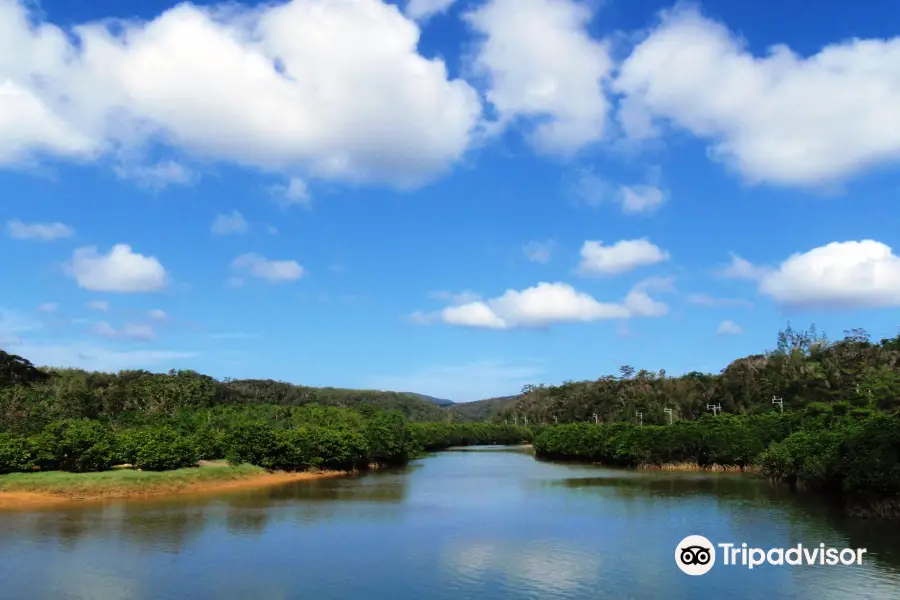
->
(675, 535), (867, 575)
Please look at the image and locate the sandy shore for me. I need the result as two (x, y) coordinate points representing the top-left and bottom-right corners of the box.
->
(0, 468), (350, 511)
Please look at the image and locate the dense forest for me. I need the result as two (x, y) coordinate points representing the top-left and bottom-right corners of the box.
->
(520, 325), (900, 516)
(2, 322), (900, 516)
(498, 325), (900, 425)
(0, 350), (529, 475)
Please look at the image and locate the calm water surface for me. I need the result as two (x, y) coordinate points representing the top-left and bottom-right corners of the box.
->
(2, 447), (900, 599)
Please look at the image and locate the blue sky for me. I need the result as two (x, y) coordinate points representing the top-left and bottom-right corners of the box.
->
(2, 0), (899, 401)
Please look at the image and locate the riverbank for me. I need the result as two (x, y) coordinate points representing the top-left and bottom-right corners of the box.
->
(0, 461), (349, 510)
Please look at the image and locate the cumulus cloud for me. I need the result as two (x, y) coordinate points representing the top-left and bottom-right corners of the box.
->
(148, 309), (169, 321)
(577, 238), (670, 276)
(65, 245), (168, 292)
(429, 281), (667, 330)
(0, 0), (483, 187)
(723, 240), (900, 309)
(717, 320), (743, 335)
(465, 0), (612, 154)
(36, 302), (59, 313)
(86, 300), (109, 312)
(613, 6), (900, 186)
(523, 240), (554, 264)
(211, 210), (249, 235)
(231, 252), (304, 282)
(6, 219), (74, 241)
(405, 0), (457, 21)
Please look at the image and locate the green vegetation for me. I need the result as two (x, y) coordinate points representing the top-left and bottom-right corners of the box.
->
(525, 325), (900, 516)
(502, 326), (900, 424)
(2, 323), (899, 516)
(0, 350), (532, 488)
(0, 462), (266, 497)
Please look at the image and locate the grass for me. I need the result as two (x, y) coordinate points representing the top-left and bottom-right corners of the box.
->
(0, 462), (267, 498)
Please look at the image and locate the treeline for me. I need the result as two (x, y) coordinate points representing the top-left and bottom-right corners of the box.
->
(533, 405), (900, 516)
(0, 378), (532, 476)
(501, 326), (900, 425)
(0, 407), (418, 475)
(0, 351), (447, 434)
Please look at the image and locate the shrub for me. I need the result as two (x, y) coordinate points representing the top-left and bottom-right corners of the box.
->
(26, 432), (58, 471)
(49, 420), (116, 472)
(0, 433), (30, 474)
(134, 427), (198, 471)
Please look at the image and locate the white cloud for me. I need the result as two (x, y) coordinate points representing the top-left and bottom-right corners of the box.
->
(271, 176), (312, 207)
(148, 309), (169, 321)
(436, 281), (667, 329)
(86, 300), (109, 312)
(6, 219), (74, 241)
(523, 240), (554, 264)
(405, 0), (457, 21)
(266, 224), (279, 235)
(569, 168), (668, 215)
(577, 238), (670, 276)
(66, 245), (168, 292)
(37, 302), (59, 313)
(613, 6), (900, 186)
(618, 184), (666, 214)
(11, 342), (196, 371)
(721, 252), (769, 280)
(0, 0), (482, 187)
(91, 321), (155, 340)
(717, 320), (743, 335)
(211, 210), (249, 235)
(367, 360), (545, 402)
(114, 160), (195, 190)
(465, 0), (612, 154)
(732, 240), (900, 309)
(687, 293), (754, 309)
(231, 253), (304, 282)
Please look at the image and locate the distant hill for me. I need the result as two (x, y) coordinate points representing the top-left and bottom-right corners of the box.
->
(222, 379), (447, 421)
(447, 395), (520, 422)
(406, 392), (456, 407)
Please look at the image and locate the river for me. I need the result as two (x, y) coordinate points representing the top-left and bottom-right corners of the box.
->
(2, 446), (900, 599)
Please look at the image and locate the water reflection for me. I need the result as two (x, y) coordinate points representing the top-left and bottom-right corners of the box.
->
(1, 451), (899, 600)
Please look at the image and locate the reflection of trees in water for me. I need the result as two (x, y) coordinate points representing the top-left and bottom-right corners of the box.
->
(225, 505), (269, 537)
(0, 470), (411, 551)
(115, 504), (210, 554)
(546, 472), (900, 572)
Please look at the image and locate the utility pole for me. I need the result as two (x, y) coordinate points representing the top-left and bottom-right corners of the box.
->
(772, 396), (784, 413)
(514, 414), (518, 426)
(706, 403), (722, 416)
(637, 411), (643, 426)
(663, 407), (673, 425)
(524, 415), (528, 427)
(593, 413), (599, 425)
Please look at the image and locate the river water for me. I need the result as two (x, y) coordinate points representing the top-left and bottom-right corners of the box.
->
(2, 446), (900, 600)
